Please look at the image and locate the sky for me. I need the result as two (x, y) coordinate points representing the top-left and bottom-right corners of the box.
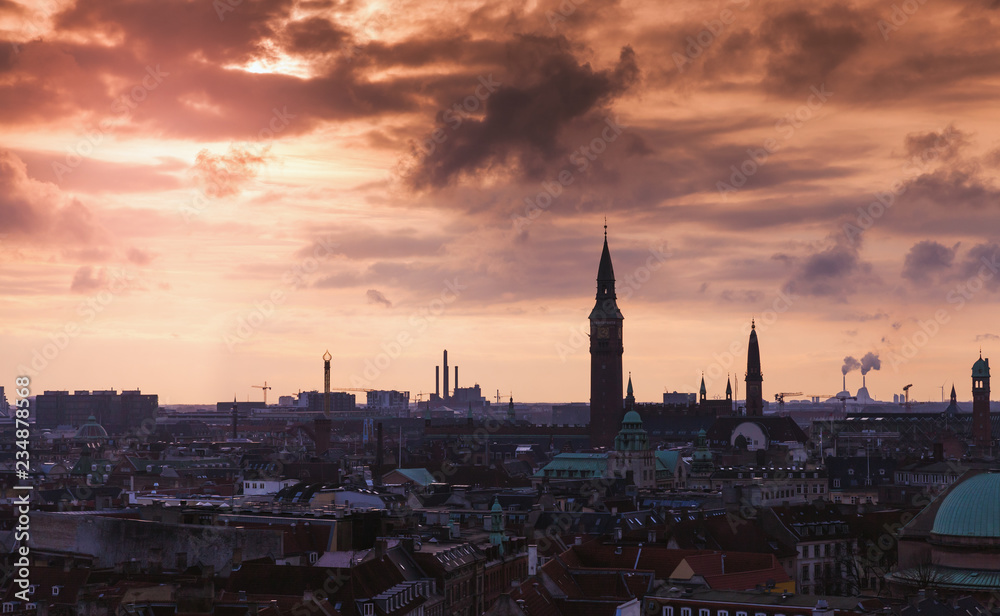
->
(2, 0), (1000, 407)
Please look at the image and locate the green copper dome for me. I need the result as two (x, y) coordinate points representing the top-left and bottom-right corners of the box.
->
(622, 410), (642, 425)
(932, 472), (1000, 538)
(972, 355), (989, 378)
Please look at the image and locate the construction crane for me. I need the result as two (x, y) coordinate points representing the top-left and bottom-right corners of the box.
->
(252, 381), (272, 406)
(902, 384), (913, 411)
(774, 392), (802, 412)
(331, 387), (375, 392)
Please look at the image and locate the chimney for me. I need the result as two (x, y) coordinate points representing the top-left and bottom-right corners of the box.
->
(443, 350), (449, 398)
(376, 422), (384, 476)
(455, 366), (459, 392)
(435, 366), (440, 397)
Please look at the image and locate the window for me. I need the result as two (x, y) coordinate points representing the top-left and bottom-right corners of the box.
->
(802, 565), (810, 581)
(664, 607), (674, 616)
(52, 586), (61, 597)
(833, 478), (841, 488)
(719, 611), (729, 616)
(682, 608), (691, 616)
(700, 609), (709, 616)
(364, 603), (375, 616)
(736, 611), (747, 616)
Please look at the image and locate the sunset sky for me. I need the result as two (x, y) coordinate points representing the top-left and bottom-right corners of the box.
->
(3, 0), (1000, 406)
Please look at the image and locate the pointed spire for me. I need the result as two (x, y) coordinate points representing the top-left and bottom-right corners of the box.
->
(745, 319), (763, 416)
(591, 227), (622, 320)
(627, 373), (634, 396)
(950, 384), (957, 402)
(726, 378), (732, 394)
(699, 375), (706, 394)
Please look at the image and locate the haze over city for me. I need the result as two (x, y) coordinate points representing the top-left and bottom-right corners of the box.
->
(3, 0), (1000, 404)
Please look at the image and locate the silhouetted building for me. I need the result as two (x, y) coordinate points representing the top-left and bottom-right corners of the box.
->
(366, 390), (410, 415)
(589, 229), (624, 448)
(299, 390), (355, 413)
(971, 354), (992, 451)
(35, 389), (157, 433)
(745, 321), (764, 416)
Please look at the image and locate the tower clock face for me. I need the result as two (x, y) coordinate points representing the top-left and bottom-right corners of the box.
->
(598, 327), (609, 338)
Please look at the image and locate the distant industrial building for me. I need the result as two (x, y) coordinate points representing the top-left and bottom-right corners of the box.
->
(298, 390), (355, 413)
(663, 391), (696, 406)
(367, 390), (410, 416)
(35, 389), (157, 433)
(551, 402), (588, 425)
(428, 350), (487, 409)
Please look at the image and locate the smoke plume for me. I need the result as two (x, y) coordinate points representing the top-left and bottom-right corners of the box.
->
(841, 356), (861, 375)
(860, 351), (881, 375)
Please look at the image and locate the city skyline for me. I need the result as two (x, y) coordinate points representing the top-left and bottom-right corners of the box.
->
(3, 0), (1000, 404)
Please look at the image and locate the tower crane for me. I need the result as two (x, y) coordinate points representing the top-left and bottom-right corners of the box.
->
(902, 384), (913, 411)
(252, 381), (272, 406)
(774, 392), (802, 412)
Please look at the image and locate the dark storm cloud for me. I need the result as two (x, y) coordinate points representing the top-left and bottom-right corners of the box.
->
(404, 37), (639, 189)
(282, 16), (350, 54)
(757, 6), (867, 96)
(902, 240), (958, 283)
(781, 237), (877, 298)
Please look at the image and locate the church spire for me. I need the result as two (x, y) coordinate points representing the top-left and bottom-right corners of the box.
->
(745, 320), (764, 416)
(625, 373), (635, 410)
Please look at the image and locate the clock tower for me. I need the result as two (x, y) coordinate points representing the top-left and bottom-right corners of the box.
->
(589, 228), (624, 448)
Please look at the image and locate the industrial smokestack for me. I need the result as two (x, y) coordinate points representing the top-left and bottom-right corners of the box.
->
(443, 350), (449, 398)
(435, 366), (440, 397)
(455, 366), (458, 392)
(231, 396), (238, 439)
(376, 422), (384, 478)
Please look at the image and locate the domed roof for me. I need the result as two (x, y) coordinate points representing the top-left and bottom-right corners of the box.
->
(622, 410), (642, 425)
(75, 415), (108, 440)
(973, 355), (989, 378)
(932, 472), (1000, 538)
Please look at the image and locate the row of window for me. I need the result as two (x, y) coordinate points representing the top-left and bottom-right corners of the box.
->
(797, 541), (849, 559)
(664, 606), (788, 616)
